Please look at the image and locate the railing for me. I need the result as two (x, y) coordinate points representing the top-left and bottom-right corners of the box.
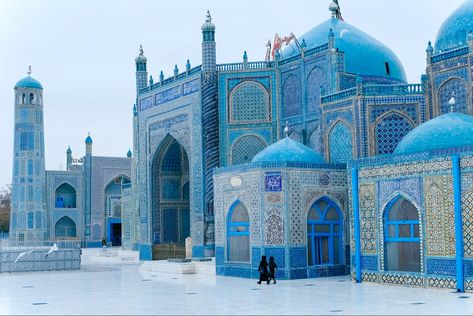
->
(362, 84), (423, 96)
(216, 61), (275, 72)
(431, 46), (469, 63)
(152, 244), (186, 260)
(321, 88), (357, 103)
(140, 65), (202, 94)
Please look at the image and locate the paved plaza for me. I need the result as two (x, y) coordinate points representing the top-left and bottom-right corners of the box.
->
(0, 250), (471, 315)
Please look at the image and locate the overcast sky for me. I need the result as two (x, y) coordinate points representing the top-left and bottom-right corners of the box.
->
(0, 0), (465, 188)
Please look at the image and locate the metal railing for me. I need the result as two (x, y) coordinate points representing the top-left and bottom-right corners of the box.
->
(0, 239), (81, 251)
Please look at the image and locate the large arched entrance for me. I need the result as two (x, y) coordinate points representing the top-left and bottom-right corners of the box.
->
(104, 175), (131, 246)
(152, 135), (190, 249)
(55, 216), (77, 239)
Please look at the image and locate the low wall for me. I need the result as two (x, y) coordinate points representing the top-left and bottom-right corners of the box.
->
(0, 247), (81, 273)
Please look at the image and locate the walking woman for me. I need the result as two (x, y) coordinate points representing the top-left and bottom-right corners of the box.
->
(257, 256), (269, 284)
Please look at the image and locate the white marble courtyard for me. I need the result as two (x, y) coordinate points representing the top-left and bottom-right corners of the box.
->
(0, 249), (472, 315)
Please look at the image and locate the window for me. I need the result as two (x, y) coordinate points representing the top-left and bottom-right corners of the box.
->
(385, 62), (391, 76)
(55, 216), (77, 238)
(55, 183), (77, 208)
(27, 212), (34, 229)
(307, 197), (343, 266)
(227, 201), (250, 262)
(384, 197), (421, 272)
(22, 94), (26, 104)
(29, 93), (35, 104)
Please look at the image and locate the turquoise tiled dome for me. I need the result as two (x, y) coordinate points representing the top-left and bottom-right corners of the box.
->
(14, 76), (43, 90)
(85, 135), (93, 144)
(251, 137), (325, 164)
(282, 17), (407, 83)
(435, 0), (473, 53)
(394, 112), (473, 155)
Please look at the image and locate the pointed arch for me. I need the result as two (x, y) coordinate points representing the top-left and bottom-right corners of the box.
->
(55, 216), (77, 239)
(55, 183), (77, 208)
(437, 77), (469, 115)
(307, 196), (343, 266)
(374, 111), (415, 155)
(283, 74), (302, 117)
(382, 195), (421, 272)
(327, 119), (354, 163)
(227, 200), (250, 262)
(229, 81), (270, 123)
(151, 134), (190, 245)
(230, 134), (267, 165)
(306, 66), (326, 115)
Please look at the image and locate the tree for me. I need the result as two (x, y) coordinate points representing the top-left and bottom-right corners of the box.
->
(0, 184), (12, 232)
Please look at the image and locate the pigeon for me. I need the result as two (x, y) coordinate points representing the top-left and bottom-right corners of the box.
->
(45, 243), (59, 258)
(13, 250), (33, 263)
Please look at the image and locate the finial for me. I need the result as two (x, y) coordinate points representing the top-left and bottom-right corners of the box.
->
(159, 70), (164, 82)
(426, 41), (433, 53)
(186, 59), (191, 71)
(301, 39), (307, 49)
(149, 75), (154, 86)
(449, 92), (457, 112)
(174, 65), (179, 77)
(139, 45), (144, 56)
(243, 50), (248, 62)
(284, 121), (289, 137)
(206, 10), (212, 22)
(329, 1), (344, 20)
(27, 66), (32, 76)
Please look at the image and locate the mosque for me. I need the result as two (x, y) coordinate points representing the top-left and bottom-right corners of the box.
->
(9, 0), (473, 291)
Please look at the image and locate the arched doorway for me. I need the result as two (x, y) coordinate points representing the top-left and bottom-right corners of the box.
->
(307, 197), (343, 266)
(104, 175), (131, 246)
(384, 196), (421, 272)
(227, 201), (250, 262)
(152, 135), (190, 246)
(55, 216), (77, 239)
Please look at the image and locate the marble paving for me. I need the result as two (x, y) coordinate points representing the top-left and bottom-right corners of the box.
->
(0, 251), (472, 315)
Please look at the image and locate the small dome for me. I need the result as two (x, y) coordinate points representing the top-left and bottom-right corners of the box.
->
(394, 112), (473, 155)
(282, 17), (407, 83)
(135, 54), (147, 63)
(127, 149), (132, 158)
(201, 11), (215, 32)
(14, 76), (43, 90)
(435, 0), (473, 53)
(252, 137), (325, 164)
(66, 146), (72, 154)
(85, 135), (93, 144)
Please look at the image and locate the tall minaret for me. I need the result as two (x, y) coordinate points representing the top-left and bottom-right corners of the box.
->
(201, 11), (218, 256)
(135, 45), (148, 96)
(66, 146), (72, 170)
(10, 67), (48, 243)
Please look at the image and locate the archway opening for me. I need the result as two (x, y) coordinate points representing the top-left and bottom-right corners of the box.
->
(55, 216), (77, 239)
(227, 201), (250, 262)
(152, 136), (190, 250)
(307, 197), (343, 266)
(104, 175), (130, 246)
(55, 183), (77, 208)
(384, 196), (421, 272)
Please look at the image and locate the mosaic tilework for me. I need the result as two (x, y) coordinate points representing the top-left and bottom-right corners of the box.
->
(282, 74), (302, 118)
(230, 82), (270, 123)
(252, 247), (261, 268)
(231, 135), (267, 165)
(375, 113), (413, 155)
(307, 66), (327, 116)
(426, 258), (456, 276)
(427, 277), (456, 289)
(465, 279), (473, 291)
(359, 184), (377, 254)
(462, 189), (473, 257)
(465, 260), (473, 277)
(381, 274), (424, 287)
(424, 176), (455, 257)
(290, 247), (307, 268)
(265, 208), (284, 245)
(329, 122), (353, 163)
(438, 78), (468, 114)
(361, 272), (379, 283)
(264, 247), (285, 269)
(362, 255), (378, 271)
(216, 246), (224, 266)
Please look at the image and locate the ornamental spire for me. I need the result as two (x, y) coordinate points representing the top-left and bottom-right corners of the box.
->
(27, 65), (32, 76)
(449, 91), (457, 113)
(206, 10), (212, 22)
(329, 0), (344, 21)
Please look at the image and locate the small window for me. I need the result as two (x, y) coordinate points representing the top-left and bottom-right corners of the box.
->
(385, 62), (391, 76)
(29, 93), (35, 104)
(22, 94), (26, 104)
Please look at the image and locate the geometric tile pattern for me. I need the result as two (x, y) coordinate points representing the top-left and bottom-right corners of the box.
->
(438, 78), (468, 115)
(375, 113), (413, 155)
(265, 210), (284, 245)
(462, 189), (473, 257)
(231, 135), (267, 165)
(329, 122), (353, 164)
(230, 82), (270, 123)
(282, 74), (302, 118)
(381, 274), (424, 287)
(359, 184), (377, 254)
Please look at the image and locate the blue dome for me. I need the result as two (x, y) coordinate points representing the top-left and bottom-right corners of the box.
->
(394, 112), (473, 155)
(283, 18), (407, 83)
(435, 0), (473, 53)
(85, 135), (93, 144)
(127, 149), (132, 158)
(252, 137), (325, 164)
(14, 76), (43, 90)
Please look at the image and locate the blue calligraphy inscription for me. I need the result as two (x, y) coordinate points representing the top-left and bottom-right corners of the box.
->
(265, 172), (282, 192)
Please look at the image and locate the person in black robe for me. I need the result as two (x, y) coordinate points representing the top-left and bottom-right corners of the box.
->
(268, 256), (278, 284)
(257, 255), (269, 284)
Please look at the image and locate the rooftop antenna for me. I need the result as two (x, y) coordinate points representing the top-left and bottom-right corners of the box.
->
(284, 121), (289, 137)
(449, 91), (456, 112)
(27, 66), (32, 76)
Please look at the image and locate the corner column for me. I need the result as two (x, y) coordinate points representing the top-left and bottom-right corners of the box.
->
(452, 154), (464, 293)
(351, 167), (362, 283)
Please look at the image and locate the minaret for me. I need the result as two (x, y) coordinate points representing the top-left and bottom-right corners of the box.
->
(85, 133), (93, 156)
(200, 11), (218, 256)
(10, 67), (48, 243)
(135, 45), (148, 96)
(66, 146), (72, 170)
(84, 133), (93, 244)
(201, 10), (216, 76)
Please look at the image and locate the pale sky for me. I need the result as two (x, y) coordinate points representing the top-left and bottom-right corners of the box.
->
(0, 0), (465, 188)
